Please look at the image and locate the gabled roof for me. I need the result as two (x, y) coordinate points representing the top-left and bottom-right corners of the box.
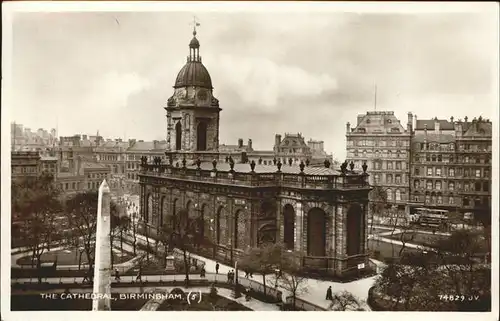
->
(352, 111), (406, 134)
(462, 121), (492, 137)
(415, 119), (455, 131)
(279, 134), (308, 148)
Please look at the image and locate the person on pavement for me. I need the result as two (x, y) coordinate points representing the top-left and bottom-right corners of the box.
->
(326, 286), (333, 300)
(215, 262), (220, 274)
(114, 268), (121, 281)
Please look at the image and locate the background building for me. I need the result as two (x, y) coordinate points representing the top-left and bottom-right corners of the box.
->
(346, 111), (412, 211)
(409, 116), (492, 219)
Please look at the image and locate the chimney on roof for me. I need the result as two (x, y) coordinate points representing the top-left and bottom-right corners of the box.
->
(424, 123), (428, 135)
(153, 140), (159, 149)
(247, 139), (253, 151)
(82, 135), (88, 140)
(464, 116), (468, 123)
(128, 139), (136, 147)
(434, 118), (440, 133)
(238, 138), (243, 149)
(450, 116), (454, 123)
(274, 134), (282, 149)
(407, 112), (413, 132)
(357, 115), (364, 125)
(346, 122), (351, 133)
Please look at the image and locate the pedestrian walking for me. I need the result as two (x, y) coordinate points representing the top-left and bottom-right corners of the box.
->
(215, 262), (220, 274)
(326, 286), (333, 300)
(227, 270), (231, 283)
(244, 270), (249, 278)
(200, 267), (206, 278)
(115, 268), (121, 281)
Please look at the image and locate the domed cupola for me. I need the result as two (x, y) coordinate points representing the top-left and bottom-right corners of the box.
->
(174, 28), (213, 89)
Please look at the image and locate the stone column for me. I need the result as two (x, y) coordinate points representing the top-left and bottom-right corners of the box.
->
(294, 203), (304, 253)
(329, 206), (337, 256)
(92, 180), (111, 311)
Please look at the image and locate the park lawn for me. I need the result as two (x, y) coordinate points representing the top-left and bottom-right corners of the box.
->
(16, 248), (135, 266)
(384, 232), (448, 247)
(369, 227), (393, 235)
(367, 239), (419, 261)
(157, 293), (251, 311)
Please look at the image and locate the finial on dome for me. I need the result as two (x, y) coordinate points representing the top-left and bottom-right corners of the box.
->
(191, 16), (200, 36)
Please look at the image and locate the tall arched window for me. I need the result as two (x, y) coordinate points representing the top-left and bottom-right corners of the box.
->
(395, 190), (401, 201)
(175, 121), (182, 150)
(197, 122), (207, 151)
(386, 189), (393, 201)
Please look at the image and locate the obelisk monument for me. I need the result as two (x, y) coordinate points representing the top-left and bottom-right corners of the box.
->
(92, 180), (112, 311)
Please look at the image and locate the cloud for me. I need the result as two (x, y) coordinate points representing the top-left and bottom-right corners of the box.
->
(87, 71), (151, 110)
(211, 54), (337, 109)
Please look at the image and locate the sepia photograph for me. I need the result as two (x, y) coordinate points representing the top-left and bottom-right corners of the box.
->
(1, 2), (498, 320)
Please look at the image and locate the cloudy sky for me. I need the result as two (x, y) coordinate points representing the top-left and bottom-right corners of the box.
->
(6, 5), (498, 159)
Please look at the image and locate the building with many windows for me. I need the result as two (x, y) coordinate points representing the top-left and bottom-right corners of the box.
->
(408, 116), (492, 218)
(346, 111), (412, 210)
(11, 151), (41, 181)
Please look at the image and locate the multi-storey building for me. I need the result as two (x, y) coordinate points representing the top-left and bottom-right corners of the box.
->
(346, 111), (412, 211)
(11, 151), (41, 181)
(408, 116), (492, 218)
(455, 117), (492, 218)
(139, 28), (372, 278)
(40, 155), (58, 178)
(125, 140), (168, 194)
(11, 122), (58, 151)
(56, 156), (111, 195)
(219, 134), (332, 167)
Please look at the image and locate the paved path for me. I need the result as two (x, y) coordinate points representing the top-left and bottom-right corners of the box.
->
(127, 232), (378, 310)
(12, 241), (143, 272)
(12, 230), (380, 311)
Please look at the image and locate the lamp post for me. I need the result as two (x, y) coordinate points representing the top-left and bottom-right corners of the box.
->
(232, 260), (241, 299)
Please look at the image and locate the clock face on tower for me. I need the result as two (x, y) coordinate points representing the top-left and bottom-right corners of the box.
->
(197, 89), (208, 101)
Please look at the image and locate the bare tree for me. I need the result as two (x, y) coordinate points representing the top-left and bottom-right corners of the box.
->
(11, 173), (61, 283)
(64, 191), (118, 277)
(277, 251), (308, 310)
(329, 291), (364, 311)
(163, 209), (196, 285)
(239, 243), (281, 296)
(368, 186), (388, 237)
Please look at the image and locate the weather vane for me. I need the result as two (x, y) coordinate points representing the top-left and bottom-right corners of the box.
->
(190, 16), (200, 35)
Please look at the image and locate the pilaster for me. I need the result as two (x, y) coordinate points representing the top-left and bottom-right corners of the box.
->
(294, 202), (304, 253)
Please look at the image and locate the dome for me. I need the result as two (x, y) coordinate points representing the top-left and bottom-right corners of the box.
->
(174, 61), (213, 89)
(189, 36), (200, 48)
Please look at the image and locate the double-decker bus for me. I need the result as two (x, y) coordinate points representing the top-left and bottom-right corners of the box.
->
(411, 207), (449, 229)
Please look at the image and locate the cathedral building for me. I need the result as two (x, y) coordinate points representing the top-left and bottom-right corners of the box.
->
(138, 28), (372, 277)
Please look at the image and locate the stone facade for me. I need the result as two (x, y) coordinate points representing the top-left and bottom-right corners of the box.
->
(346, 111), (412, 210)
(409, 116), (492, 216)
(137, 28), (372, 277)
(139, 161), (371, 276)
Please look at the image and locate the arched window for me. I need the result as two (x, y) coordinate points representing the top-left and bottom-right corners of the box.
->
(175, 121), (182, 151)
(196, 122), (207, 151)
(386, 189), (393, 201)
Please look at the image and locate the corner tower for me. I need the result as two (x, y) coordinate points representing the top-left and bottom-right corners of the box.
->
(164, 25), (221, 155)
